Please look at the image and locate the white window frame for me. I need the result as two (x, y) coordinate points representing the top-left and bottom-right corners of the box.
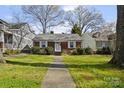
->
(68, 41), (76, 48)
(40, 41), (48, 48)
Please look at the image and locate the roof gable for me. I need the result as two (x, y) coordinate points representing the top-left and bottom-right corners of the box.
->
(33, 34), (82, 42)
(92, 31), (115, 41)
(0, 19), (9, 26)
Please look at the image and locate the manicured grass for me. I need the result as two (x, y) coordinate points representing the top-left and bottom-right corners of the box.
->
(0, 55), (53, 88)
(64, 55), (124, 88)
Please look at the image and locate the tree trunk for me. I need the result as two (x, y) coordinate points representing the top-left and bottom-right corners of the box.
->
(0, 50), (6, 63)
(109, 5), (124, 68)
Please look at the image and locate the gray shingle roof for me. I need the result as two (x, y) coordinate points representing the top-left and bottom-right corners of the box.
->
(0, 19), (9, 26)
(33, 34), (82, 42)
(9, 23), (27, 29)
(92, 31), (115, 41)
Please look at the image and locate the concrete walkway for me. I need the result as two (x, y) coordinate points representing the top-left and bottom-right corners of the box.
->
(42, 56), (76, 88)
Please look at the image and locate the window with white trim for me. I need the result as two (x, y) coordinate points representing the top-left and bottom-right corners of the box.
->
(40, 41), (47, 48)
(68, 41), (76, 48)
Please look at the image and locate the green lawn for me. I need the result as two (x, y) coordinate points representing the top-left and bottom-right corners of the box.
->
(64, 55), (124, 88)
(0, 55), (53, 88)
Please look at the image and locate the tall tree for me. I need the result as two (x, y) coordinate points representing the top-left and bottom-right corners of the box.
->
(98, 22), (116, 32)
(65, 6), (104, 34)
(71, 24), (81, 36)
(22, 5), (64, 33)
(109, 5), (124, 68)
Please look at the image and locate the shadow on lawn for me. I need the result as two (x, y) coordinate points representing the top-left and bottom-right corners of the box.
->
(6, 60), (66, 68)
(6, 60), (51, 67)
(6, 60), (113, 69)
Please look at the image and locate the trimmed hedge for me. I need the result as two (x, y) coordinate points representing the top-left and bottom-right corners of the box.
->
(77, 48), (85, 55)
(31, 47), (54, 55)
(44, 47), (54, 55)
(85, 47), (93, 54)
(96, 47), (111, 55)
(31, 47), (41, 54)
(4, 50), (20, 55)
(71, 47), (93, 55)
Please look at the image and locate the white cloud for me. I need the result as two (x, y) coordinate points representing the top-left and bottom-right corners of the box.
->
(62, 5), (78, 11)
(51, 25), (71, 34)
(31, 24), (71, 34)
(31, 21), (71, 34)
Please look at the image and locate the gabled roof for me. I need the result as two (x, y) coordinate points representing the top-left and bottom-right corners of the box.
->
(33, 34), (82, 42)
(0, 30), (12, 34)
(92, 31), (115, 41)
(0, 19), (9, 26)
(0, 19), (28, 29)
(9, 23), (27, 29)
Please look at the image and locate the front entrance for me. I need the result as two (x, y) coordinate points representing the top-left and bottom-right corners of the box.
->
(55, 42), (61, 52)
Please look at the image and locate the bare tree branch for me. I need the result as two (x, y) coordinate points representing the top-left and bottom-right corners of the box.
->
(22, 5), (64, 33)
(11, 12), (34, 50)
(65, 6), (104, 34)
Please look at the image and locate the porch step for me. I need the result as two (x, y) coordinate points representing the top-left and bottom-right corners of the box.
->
(54, 52), (61, 55)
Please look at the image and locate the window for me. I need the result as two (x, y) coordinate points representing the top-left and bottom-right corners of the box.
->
(68, 41), (76, 48)
(102, 42), (106, 47)
(40, 41), (47, 48)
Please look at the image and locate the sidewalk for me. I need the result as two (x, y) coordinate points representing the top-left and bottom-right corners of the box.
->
(42, 56), (76, 88)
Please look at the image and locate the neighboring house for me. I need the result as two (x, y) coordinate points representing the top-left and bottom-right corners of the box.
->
(0, 19), (35, 52)
(82, 33), (96, 51)
(82, 31), (116, 51)
(93, 31), (116, 51)
(33, 34), (82, 53)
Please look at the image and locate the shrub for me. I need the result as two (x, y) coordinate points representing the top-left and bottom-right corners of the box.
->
(96, 48), (102, 54)
(75, 47), (93, 55)
(13, 50), (20, 54)
(96, 47), (111, 55)
(76, 48), (86, 55)
(39, 48), (46, 55)
(44, 47), (54, 55)
(31, 47), (54, 55)
(102, 47), (111, 54)
(5, 50), (11, 55)
(77, 48), (83, 55)
(4, 50), (20, 55)
(85, 47), (93, 54)
(31, 47), (41, 54)
(106, 47), (111, 54)
(71, 47), (93, 55)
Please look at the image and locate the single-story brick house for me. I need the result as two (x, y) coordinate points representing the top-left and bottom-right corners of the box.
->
(33, 34), (82, 53)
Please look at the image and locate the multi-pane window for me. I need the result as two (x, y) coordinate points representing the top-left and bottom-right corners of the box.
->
(40, 41), (47, 48)
(68, 41), (76, 48)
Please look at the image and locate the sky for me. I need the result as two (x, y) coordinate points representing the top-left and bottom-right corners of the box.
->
(0, 5), (117, 34)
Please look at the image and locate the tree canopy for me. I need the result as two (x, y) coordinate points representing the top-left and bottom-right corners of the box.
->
(22, 5), (64, 33)
(65, 6), (104, 34)
(71, 24), (81, 36)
